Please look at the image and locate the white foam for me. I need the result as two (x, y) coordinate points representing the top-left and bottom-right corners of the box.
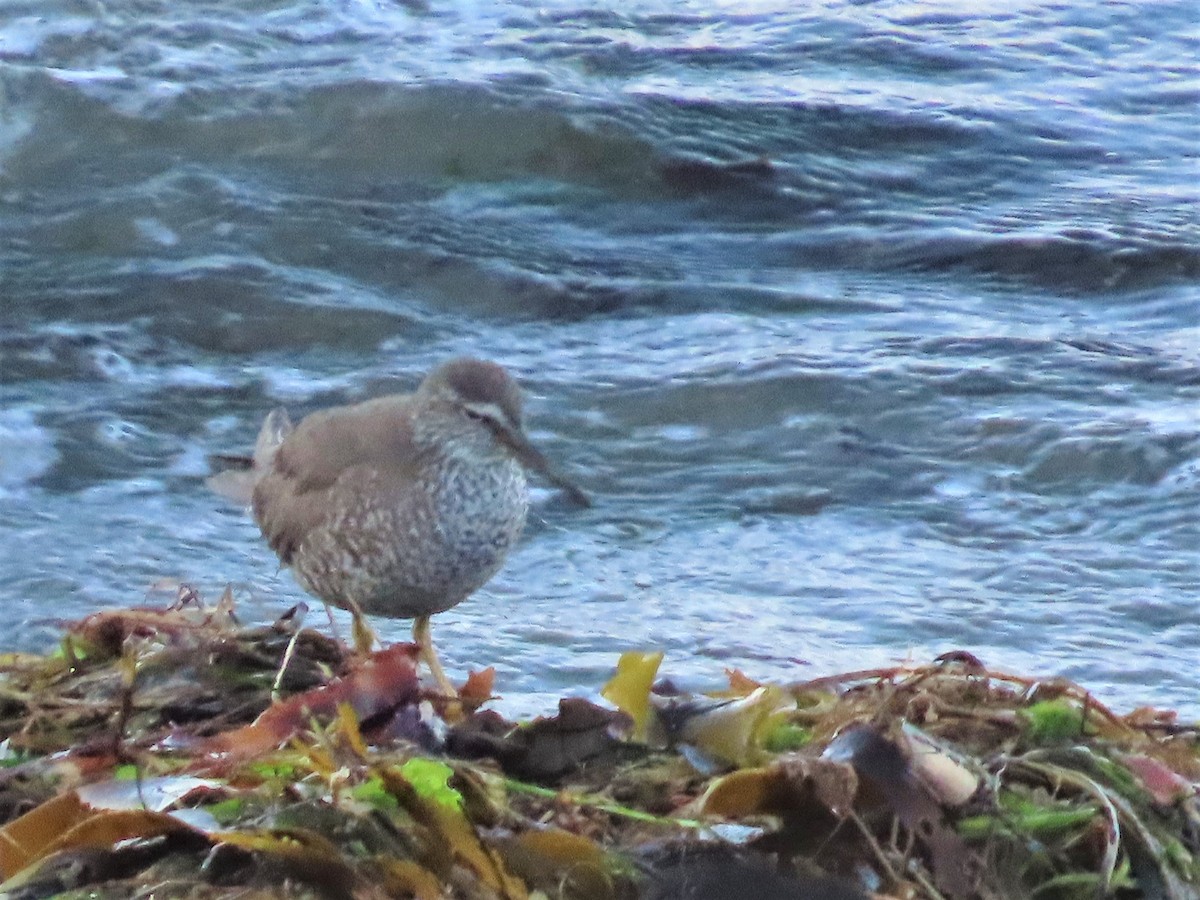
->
(258, 367), (355, 402)
(134, 217), (180, 247)
(0, 408), (56, 488)
(169, 441), (213, 478)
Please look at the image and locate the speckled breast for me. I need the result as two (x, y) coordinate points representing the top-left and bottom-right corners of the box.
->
(290, 452), (529, 620)
(422, 454), (530, 611)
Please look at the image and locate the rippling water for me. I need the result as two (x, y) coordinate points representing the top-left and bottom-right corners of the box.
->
(1, 0), (1197, 717)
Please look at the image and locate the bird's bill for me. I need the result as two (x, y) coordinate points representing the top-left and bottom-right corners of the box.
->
(502, 430), (591, 508)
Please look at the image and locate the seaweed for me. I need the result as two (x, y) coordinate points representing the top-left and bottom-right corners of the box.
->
(0, 589), (1195, 899)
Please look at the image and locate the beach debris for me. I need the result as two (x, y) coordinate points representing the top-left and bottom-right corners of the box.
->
(0, 592), (1196, 898)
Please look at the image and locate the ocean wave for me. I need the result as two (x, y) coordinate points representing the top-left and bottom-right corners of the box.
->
(894, 232), (1200, 292)
(789, 229), (1200, 293)
(0, 408), (56, 491)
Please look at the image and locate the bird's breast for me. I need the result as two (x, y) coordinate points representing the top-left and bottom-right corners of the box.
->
(427, 455), (529, 582)
(284, 451), (528, 619)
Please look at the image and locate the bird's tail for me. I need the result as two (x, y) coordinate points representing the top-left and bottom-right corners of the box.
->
(206, 408), (293, 505)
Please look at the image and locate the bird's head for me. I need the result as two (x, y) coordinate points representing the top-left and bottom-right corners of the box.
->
(419, 357), (590, 507)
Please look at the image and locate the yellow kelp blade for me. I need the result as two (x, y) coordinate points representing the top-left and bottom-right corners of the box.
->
(601, 650), (664, 741)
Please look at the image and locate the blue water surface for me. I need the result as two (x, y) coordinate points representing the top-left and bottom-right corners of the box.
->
(0, 0), (1197, 716)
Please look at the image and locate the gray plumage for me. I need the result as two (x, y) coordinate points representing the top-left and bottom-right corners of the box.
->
(209, 358), (587, 680)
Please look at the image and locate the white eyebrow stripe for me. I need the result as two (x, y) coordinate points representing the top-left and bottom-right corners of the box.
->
(463, 401), (511, 426)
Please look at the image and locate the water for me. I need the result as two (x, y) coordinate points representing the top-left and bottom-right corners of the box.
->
(1, 0), (1197, 718)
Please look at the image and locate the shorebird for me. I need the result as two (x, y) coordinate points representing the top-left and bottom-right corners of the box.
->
(209, 357), (589, 696)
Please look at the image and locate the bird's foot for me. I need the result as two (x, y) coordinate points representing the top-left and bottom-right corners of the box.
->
(349, 608), (379, 656)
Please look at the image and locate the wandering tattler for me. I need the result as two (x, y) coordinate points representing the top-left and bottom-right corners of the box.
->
(209, 357), (589, 696)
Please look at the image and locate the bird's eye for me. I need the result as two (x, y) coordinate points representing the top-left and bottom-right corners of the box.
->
(464, 408), (488, 423)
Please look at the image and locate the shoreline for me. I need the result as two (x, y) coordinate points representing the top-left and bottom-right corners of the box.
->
(0, 592), (1196, 899)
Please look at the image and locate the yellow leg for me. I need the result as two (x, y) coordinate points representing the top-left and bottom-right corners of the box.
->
(343, 599), (377, 655)
(412, 615), (456, 699)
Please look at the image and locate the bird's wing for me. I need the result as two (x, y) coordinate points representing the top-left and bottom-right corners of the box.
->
(255, 465), (373, 565)
(206, 466), (256, 505)
(251, 395), (423, 564)
(205, 409), (292, 505)
(267, 395), (421, 492)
